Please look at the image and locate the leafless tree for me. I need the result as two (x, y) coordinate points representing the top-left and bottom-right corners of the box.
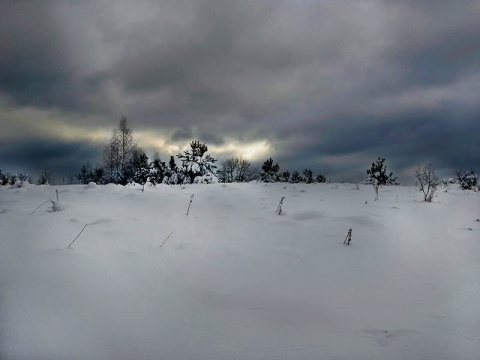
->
(220, 156), (258, 183)
(115, 116), (137, 174)
(415, 164), (440, 202)
(103, 140), (120, 183)
(103, 116), (138, 184)
(37, 169), (54, 185)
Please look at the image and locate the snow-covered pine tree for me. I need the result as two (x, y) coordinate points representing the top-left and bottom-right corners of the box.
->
(290, 171), (303, 183)
(177, 141), (217, 184)
(454, 169), (478, 190)
(303, 169), (313, 184)
(131, 151), (151, 190)
(149, 154), (165, 186)
(162, 156), (180, 185)
(278, 171), (290, 183)
(315, 174), (326, 183)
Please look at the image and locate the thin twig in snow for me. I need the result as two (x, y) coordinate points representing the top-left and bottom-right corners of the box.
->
(160, 232), (173, 247)
(186, 194), (194, 215)
(68, 224), (88, 248)
(29, 200), (50, 216)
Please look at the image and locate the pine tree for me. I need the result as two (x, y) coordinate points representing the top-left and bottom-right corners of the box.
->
(278, 170), (290, 183)
(149, 153), (165, 186)
(128, 150), (150, 189)
(366, 157), (397, 200)
(290, 171), (303, 183)
(303, 169), (313, 184)
(76, 164), (91, 184)
(315, 174), (326, 183)
(177, 141), (217, 184)
(454, 169), (478, 190)
(260, 157), (280, 182)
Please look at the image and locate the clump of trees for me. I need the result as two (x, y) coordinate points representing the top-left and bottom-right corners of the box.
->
(366, 157), (397, 200)
(93, 116), (219, 186)
(37, 169), (55, 185)
(258, 158), (326, 184)
(218, 156), (258, 183)
(76, 164), (105, 185)
(0, 169), (30, 187)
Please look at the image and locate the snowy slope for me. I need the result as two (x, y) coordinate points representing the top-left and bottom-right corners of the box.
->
(1, 182), (479, 360)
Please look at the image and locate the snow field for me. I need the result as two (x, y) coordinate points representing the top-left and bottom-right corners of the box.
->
(0, 183), (479, 360)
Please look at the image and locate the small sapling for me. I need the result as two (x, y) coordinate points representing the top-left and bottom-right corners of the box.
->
(186, 194), (194, 215)
(276, 196), (285, 214)
(343, 228), (352, 245)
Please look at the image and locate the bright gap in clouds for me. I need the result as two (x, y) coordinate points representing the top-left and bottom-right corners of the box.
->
(137, 131), (272, 163)
(210, 140), (272, 162)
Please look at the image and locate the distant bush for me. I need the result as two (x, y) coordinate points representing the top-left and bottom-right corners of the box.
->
(278, 171), (290, 183)
(290, 171), (303, 183)
(315, 174), (327, 183)
(454, 169), (478, 190)
(37, 169), (55, 185)
(303, 169), (313, 184)
(0, 169), (30, 187)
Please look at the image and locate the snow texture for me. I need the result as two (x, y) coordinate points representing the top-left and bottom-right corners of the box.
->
(0, 183), (479, 360)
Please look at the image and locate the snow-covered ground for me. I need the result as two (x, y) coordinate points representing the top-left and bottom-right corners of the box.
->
(1, 182), (479, 360)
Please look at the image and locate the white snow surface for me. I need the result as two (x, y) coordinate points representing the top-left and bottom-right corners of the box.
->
(1, 182), (479, 360)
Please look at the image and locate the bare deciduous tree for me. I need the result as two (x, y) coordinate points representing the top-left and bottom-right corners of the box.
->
(103, 141), (120, 183)
(415, 164), (440, 202)
(37, 169), (54, 185)
(219, 156), (258, 183)
(103, 116), (138, 184)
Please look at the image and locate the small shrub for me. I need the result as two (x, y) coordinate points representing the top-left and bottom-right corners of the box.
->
(415, 164), (441, 202)
(454, 169), (478, 190)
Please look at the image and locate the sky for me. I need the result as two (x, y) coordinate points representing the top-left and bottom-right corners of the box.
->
(1, 0), (479, 184)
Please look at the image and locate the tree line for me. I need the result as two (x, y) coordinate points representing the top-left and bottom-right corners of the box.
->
(76, 117), (329, 187)
(1, 117), (478, 199)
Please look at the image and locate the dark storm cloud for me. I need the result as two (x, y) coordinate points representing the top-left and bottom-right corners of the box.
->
(0, 138), (102, 182)
(0, 2), (82, 109)
(379, 1), (480, 88)
(277, 108), (480, 183)
(1, 0), (479, 180)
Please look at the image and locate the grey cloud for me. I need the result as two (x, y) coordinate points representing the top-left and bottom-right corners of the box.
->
(0, 139), (102, 181)
(276, 108), (480, 183)
(0, 0), (479, 181)
(0, 2), (80, 109)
